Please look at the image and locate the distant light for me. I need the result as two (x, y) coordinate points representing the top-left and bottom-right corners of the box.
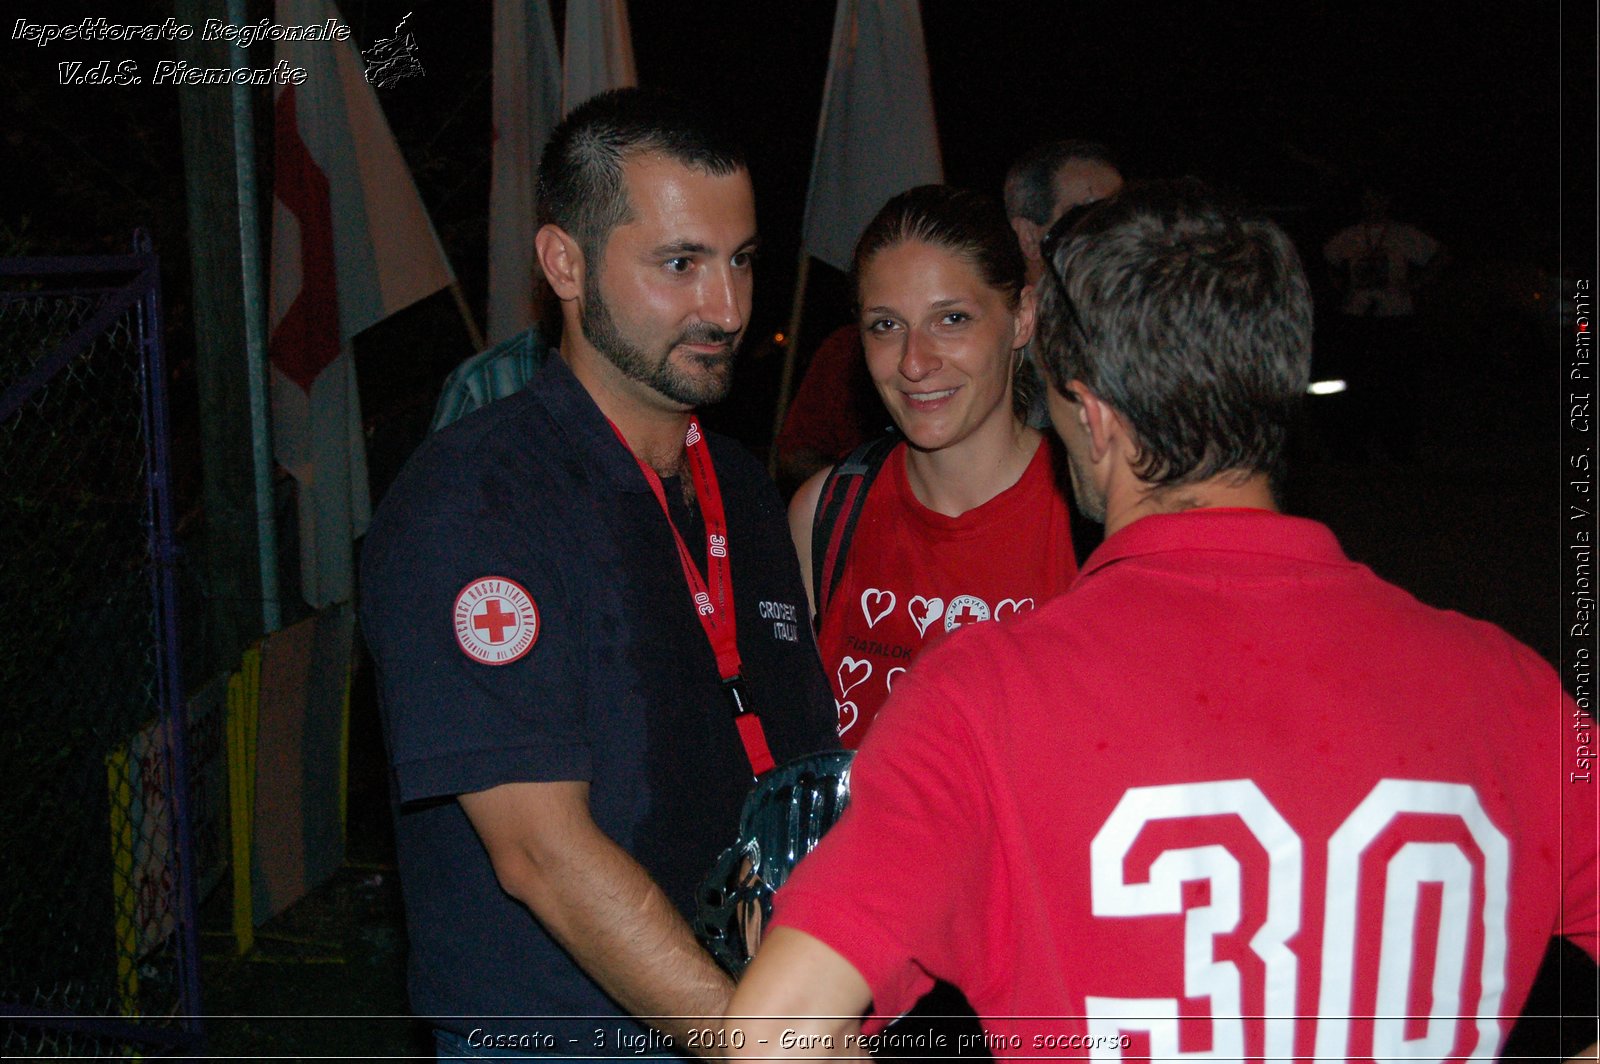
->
(773, 332), (786, 345)
(1308, 379), (1347, 396)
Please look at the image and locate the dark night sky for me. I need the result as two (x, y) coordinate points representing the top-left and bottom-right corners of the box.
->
(3, 2), (1591, 302)
(2, 0), (1593, 522)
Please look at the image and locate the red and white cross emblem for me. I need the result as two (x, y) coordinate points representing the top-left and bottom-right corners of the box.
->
(473, 598), (517, 642)
(453, 576), (540, 665)
(943, 594), (992, 633)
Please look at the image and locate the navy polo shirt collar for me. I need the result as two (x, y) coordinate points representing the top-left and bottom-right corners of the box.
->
(1079, 508), (1352, 581)
(532, 352), (659, 493)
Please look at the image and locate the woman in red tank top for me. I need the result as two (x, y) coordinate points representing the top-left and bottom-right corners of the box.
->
(789, 186), (1078, 751)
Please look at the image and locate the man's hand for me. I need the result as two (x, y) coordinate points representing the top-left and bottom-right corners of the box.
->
(460, 780), (734, 1054)
(723, 927), (871, 1059)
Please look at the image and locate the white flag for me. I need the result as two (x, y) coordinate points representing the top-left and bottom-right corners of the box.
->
(487, 0), (562, 344)
(802, 0), (944, 272)
(269, 0), (455, 607)
(562, 0), (638, 115)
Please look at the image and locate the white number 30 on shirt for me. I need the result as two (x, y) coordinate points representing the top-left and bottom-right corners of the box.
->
(1087, 779), (1508, 1062)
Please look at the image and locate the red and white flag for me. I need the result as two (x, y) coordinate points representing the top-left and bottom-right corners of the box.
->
(562, 0), (638, 115)
(803, 0), (943, 272)
(487, 0), (561, 344)
(269, 0), (455, 607)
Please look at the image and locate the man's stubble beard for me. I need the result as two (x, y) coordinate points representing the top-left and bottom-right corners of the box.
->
(581, 269), (740, 408)
(1064, 442), (1107, 525)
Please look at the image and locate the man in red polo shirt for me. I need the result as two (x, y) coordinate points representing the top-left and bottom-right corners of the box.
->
(727, 179), (1596, 1061)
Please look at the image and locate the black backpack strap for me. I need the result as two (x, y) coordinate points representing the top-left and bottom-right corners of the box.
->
(810, 432), (900, 626)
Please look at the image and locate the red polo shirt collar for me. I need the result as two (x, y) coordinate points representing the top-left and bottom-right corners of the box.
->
(1078, 507), (1353, 583)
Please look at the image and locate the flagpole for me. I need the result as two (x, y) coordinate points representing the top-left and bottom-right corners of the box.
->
(449, 281), (486, 351)
(769, 0), (944, 474)
(769, 0), (854, 474)
(229, 0), (281, 634)
(768, 252), (811, 475)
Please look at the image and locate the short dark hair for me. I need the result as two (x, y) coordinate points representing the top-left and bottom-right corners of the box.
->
(536, 88), (747, 263)
(1004, 139), (1121, 225)
(1035, 178), (1312, 488)
(851, 185), (1037, 420)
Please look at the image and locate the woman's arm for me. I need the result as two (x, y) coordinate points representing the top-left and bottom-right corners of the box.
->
(787, 466), (831, 620)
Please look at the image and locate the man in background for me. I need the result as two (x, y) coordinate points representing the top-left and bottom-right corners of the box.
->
(1322, 184), (1444, 460)
(1003, 138), (1124, 286)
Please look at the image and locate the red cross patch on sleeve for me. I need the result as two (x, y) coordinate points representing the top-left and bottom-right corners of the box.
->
(452, 576), (540, 665)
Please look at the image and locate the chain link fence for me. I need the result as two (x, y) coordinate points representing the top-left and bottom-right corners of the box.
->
(0, 237), (201, 1057)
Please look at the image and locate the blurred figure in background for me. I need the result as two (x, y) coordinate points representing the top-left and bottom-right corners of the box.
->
(1322, 184), (1445, 461)
(772, 323), (889, 497)
(1002, 138), (1124, 287)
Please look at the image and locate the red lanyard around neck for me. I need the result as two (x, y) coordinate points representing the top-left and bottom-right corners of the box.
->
(607, 416), (775, 777)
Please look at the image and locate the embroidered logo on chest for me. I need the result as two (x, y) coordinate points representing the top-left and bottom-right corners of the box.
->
(758, 599), (801, 643)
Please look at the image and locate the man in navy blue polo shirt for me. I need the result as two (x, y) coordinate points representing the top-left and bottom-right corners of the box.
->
(361, 88), (836, 1059)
